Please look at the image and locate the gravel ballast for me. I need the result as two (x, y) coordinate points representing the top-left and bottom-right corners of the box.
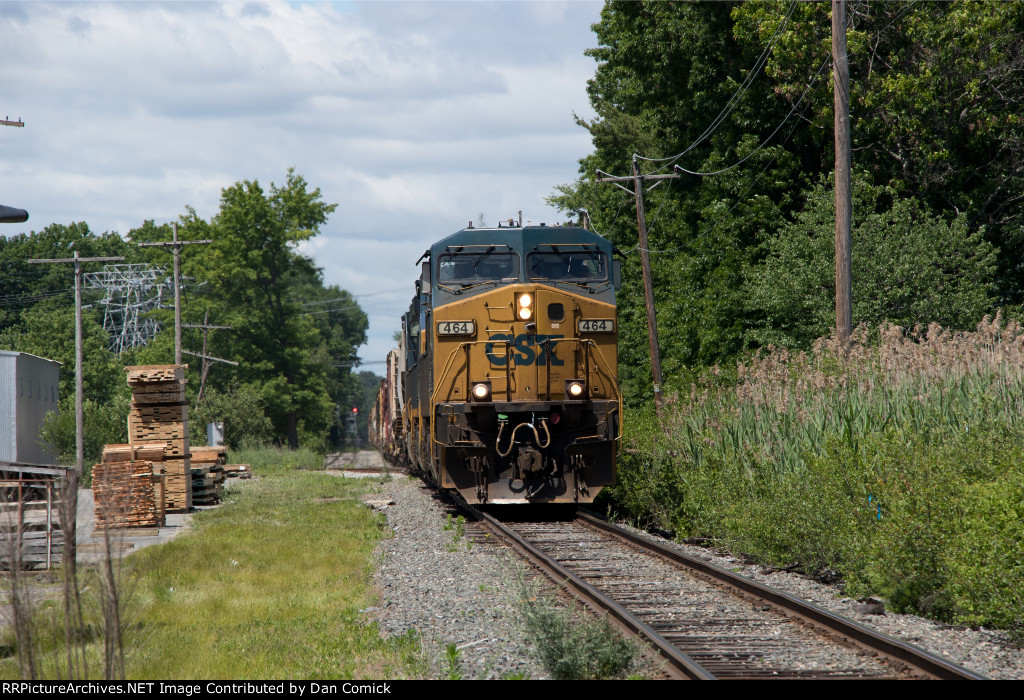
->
(367, 475), (548, 679)
(364, 473), (1024, 680)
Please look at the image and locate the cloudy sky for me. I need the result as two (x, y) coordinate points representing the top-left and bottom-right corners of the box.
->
(0, 0), (604, 370)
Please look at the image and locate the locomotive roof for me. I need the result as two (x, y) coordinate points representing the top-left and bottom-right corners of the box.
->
(430, 225), (611, 258)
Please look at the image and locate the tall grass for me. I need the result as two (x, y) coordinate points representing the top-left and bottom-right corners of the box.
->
(615, 314), (1024, 628)
(667, 314), (1024, 477)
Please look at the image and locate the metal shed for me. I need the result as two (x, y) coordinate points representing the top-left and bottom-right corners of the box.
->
(0, 350), (61, 466)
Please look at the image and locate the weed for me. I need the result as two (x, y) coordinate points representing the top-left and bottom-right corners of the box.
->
(512, 573), (644, 680)
(443, 643), (463, 680)
(443, 515), (471, 553)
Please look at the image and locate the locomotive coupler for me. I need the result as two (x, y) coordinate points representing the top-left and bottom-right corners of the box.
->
(516, 446), (543, 473)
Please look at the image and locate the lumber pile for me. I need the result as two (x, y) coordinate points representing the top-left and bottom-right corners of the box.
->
(101, 443), (166, 464)
(225, 464), (252, 479)
(91, 459), (165, 528)
(126, 364), (191, 512)
(190, 446), (227, 505)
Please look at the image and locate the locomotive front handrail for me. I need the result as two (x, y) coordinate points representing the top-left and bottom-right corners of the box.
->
(430, 338), (514, 452)
(537, 336), (622, 438)
(432, 338), (514, 408)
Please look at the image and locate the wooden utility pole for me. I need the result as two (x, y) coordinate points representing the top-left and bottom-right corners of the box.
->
(28, 251), (124, 559)
(596, 157), (681, 412)
(833, 0), (853, 344)
(139, 223), (212, 363)
(182, 312), (236, 402)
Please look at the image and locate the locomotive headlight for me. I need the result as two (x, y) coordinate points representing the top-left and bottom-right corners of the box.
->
(565, 380), (586, 399)
(517, 293), (533, 320)
(471, 382), (491, 402)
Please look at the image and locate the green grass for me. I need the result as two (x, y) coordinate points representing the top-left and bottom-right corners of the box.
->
(227, 445), (325, 475)
(1, 458), (424, 680)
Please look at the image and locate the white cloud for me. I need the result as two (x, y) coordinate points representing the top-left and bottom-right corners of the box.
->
(0, 0), (603, 370)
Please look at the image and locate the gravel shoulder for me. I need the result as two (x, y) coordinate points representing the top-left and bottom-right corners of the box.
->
(364, 474), (547, 680)
(363, 470), (1024, 680)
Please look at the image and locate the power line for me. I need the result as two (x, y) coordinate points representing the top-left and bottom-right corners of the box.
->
(634, 1), (919, 179)
(138, 222), (212, 364)
(638, 1), (798, 171)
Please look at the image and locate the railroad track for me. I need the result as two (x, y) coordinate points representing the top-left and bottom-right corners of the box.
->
(461, 504), (986, 680)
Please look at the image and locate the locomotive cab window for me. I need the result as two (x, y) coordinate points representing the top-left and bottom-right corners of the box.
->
(527, 251), (608, 282)
(438, 252), (519, 283)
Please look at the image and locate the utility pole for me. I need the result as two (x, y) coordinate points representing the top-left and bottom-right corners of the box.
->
(596, 156), (681, 412)
(138, 223), (212, 363)
(182, 312), (236, 402)
(28, 251), (125, 559)
(833, 0), (853, 344)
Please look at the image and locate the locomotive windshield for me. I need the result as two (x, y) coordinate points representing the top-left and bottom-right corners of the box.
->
(438, 251), (519, 283)
(527, 251), (607, 282)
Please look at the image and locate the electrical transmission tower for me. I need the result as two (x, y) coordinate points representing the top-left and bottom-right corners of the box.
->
(84, 263), (169, 354)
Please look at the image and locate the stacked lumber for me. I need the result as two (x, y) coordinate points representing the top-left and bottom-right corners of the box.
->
(190, 445), (227, 505)
(126, 364), (191, 512)
(102, 443), (166, 464)
(190, 465), (226, 506)
(92, 460), (164, 528)
(225, 464), (252, 479)
(191, 445), (227, 466)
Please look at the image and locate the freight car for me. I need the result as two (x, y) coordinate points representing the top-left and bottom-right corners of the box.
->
(372, 221), (622, 504)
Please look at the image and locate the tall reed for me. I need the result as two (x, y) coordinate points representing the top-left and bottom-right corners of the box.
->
(663, 313), (1024, 479)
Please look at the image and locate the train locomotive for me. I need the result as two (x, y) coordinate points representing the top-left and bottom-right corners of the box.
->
(371, 221), (622, 504)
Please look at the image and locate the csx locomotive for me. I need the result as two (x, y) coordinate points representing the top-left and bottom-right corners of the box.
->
(371, 221), (621, 504)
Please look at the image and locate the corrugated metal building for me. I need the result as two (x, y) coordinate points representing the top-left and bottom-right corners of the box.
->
(0, 350), (61, 466)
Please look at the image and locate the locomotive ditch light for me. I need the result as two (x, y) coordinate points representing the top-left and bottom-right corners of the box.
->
(517, 293), (533, 321)
(471, 381), (492, 402)
(565, 380), (586, 401)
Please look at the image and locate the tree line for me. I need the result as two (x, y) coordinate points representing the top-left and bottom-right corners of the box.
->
(551, 1), (1022, 401)
(0, 169), (369, 461)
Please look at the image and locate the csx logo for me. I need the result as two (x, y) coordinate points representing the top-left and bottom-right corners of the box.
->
(486, 334), (565, 366)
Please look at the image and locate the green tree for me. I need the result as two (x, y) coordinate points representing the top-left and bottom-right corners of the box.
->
(745, 179), (996, 348)
(553, 0), (1011, 399)
(551, 0), (804, 399)
(733, 0), (1024, 304)
(137, 170), (367, 450)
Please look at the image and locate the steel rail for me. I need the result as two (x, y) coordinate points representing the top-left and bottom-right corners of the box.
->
(460, 502), (716, 680)
(576, 511), (987, 681)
